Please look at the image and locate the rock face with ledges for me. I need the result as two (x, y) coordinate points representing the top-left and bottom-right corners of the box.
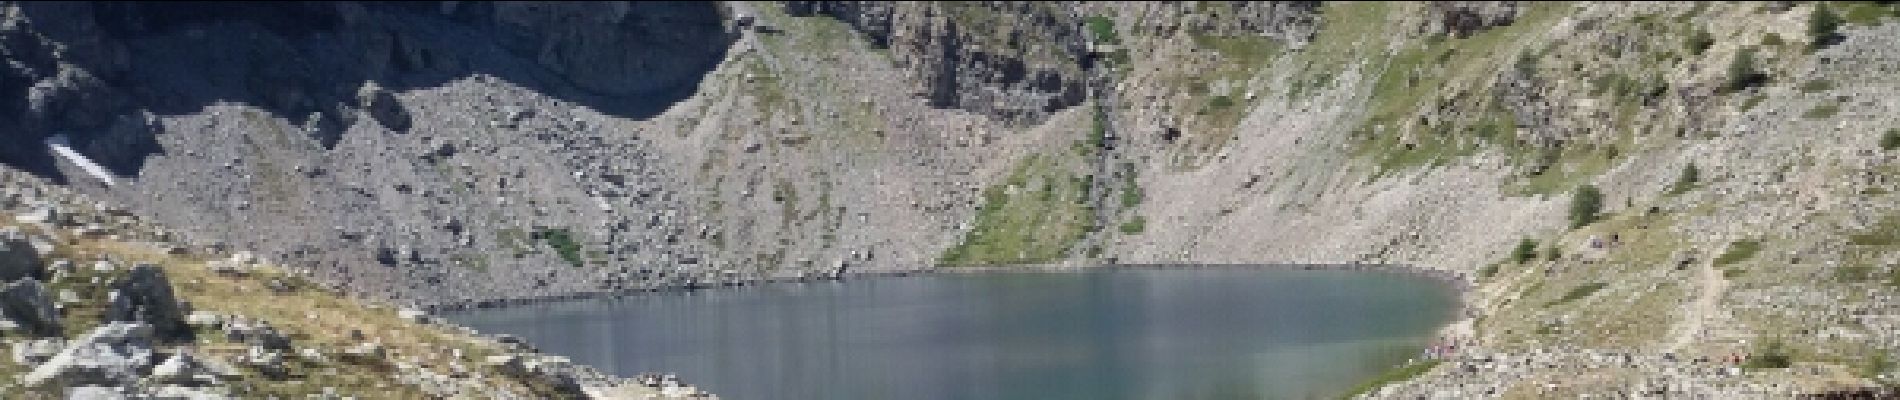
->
(784, 1), (1091, 124)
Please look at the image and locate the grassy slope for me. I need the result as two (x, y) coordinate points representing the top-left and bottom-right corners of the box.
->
(938, 154), (1094, 265)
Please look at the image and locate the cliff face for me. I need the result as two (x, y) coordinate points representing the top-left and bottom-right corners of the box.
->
(783, 1), (1091, 124)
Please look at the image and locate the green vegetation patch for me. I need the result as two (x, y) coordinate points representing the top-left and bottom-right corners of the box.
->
(1739, 94), (1767, 112)
(1669, 163), (1701, 195)
(1684, 29), (1714, 55)
(1505, 139), (1625, 197)
(1085, 16), (1119, 44)
(1119, 215), (1147, 235)
(1743, 340), (1794, 369)
(1848, 215), (1900, 246)
(1350, 2), (1567, 175)
(938, 155), (1093, 265)
(1838, 1), (1900, 25)
(1159, 33), (1284, 166)
(1804, 101), (1842, 119)
(1547, 282), (1609, 307)
(1478, 262), (1501, 279)
(1119, 163), (1142, 208)
(1809, 4), (1842, 51)
(1881, 129), (1900, 151)
(1569, 185), (1604, 228)
(1799, 79), (1836, 93)
(1715, 239), (1762, 266)
(1511, 238), (1540, 264)
(536, 228), (585, 267)
(1725, 47), (1765, 94)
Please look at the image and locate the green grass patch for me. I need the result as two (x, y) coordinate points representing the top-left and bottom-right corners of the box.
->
(1338, 360), (1442, 399)
(1838, 264), (1875, 282)
(1547, 282), (1608, 307)
(938, 155), (1093, 265)
(1763, 32), (1787, 47)
(496, 228), (530, 256)
(1569, 185), (1604, 228)
(1743, 340), (1794, 369)
(1204, 95), (1235, 111)
(1119, 216), (1147, 234)
(1714, 239), (1762, 266)
(1119, 164), (1142, 208)
(1739, 94), (1767, 112)
(1506, 141), (1623, 197)
(1684, 29), (1714, 55)
(1351, 2), (1566, 175)
(1723, 268), (1747, 279)
(1161, 33), (1284, 166)
(1848, 216), (1900, 246)
(1512, 238), (1540, 264)
(1190, 33), (1283, 62)
(1726, 46), (1765, 93)
(1087, 106), (1108, 153)
(1805, 101), (1843, 119)
(1478, 262), (1501, 279)
(1800, 79), (1836, 93)
(1838, 1), (1900, 25)
(536, 228), (585, 267)
(1881, 129), (1900, 151)
(1085, 16), (1119, 44)
(1669, 163), (1700, 195)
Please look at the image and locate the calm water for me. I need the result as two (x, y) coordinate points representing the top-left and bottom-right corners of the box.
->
(444, 268), (1460, 400)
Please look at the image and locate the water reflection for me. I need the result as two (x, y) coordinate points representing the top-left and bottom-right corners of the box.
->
(446, 267), (1459, 400)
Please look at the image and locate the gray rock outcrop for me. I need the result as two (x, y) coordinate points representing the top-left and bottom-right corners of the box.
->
(0, 228), (44, 282)
(355, 81), (412, 132)
(1421, 1), (1524, 38)
(1, 277), (59, 336)
(104, 264), (190, 342)
(20, 322), (156, 387)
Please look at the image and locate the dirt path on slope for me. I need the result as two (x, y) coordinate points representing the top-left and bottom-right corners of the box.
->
(1667, 244), (1729, 353)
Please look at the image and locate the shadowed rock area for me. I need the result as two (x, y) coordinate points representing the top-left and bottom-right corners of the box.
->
(0, 1), (733, 179)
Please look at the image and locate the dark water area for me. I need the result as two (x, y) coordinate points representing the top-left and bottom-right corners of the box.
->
(444, 267), (1461, 400)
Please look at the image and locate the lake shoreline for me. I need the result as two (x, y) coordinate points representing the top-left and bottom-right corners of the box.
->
(429, 263), (1475, 320)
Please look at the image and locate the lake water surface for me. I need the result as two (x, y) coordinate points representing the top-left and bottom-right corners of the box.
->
(445, 267), (1460, 400)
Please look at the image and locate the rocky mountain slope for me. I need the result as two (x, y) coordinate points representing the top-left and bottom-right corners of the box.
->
(0, 168), (712, 398)
(2, 1), (1899, 397)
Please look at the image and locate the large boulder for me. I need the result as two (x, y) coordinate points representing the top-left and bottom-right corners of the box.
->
(0, 278), (61, 336)
(0, 228), (45, 282)
(10, 338), (63, 365)
(148, 351), (221, 386)
(355, 81), (411, 132)
(104, 264), (191, 341)
(20, 322), (156, 387)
